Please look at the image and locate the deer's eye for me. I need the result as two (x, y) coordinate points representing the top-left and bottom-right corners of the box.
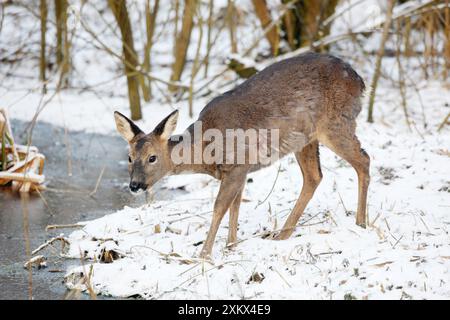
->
(128, 156), (132, 163)
(148, 155), (157, 163)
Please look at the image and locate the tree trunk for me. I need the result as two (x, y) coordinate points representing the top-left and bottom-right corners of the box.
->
(301, 1), (322, 47)
(283, 5), (296, 50)
(204, 0), (214, 77)
(142, 0), (160, 101)
(227, 0), (237, 54)
(173, 0), (180, 55)
(251, 0), (279, 56)
(316, 0), (339, 51)
(39, 0), (47, 94)
(169, 0), (197, 92)
(62, 5), (71, 86)
(55, 0), (70, 86)
(55, 0), (67, 66)
(108, 0), (142, 120)
(444, 0), (450, 80)
(281, 0), (339, 50)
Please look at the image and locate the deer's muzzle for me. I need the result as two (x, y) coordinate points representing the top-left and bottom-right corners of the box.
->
(129, 181), (147, 193)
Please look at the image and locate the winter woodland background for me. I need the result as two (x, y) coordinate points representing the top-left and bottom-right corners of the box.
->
(0, 0), (449, 299)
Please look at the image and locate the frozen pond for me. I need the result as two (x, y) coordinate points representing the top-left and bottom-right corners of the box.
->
(0, 120), (161, 299)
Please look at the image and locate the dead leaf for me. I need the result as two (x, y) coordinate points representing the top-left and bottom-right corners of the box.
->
(433, 149), (450, 157)
(166, 252), (193, 265)
(372, 261), (394, 268)
(166, 226), (182, 235)
(247, 272), (265, 284)
(99, 248), (122, 263)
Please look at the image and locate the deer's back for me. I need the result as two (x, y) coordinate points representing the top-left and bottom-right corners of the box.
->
(196, 52), (365, 163)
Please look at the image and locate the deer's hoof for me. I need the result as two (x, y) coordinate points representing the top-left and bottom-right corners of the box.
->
(356, 221), (367, 229)
(225, 241), (237, 250)
(199, 251), (212, 261)
(272, 232), (290, 241)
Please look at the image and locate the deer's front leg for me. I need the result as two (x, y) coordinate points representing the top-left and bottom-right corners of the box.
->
(200, 169), (247, 259)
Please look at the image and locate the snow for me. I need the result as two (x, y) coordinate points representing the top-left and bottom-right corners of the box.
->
(63, 80), (450, 299)
(1, 0), (449, 300)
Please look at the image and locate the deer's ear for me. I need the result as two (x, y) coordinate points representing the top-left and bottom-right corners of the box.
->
(153, 110), (179, 140)
(114, 111), (143, 142)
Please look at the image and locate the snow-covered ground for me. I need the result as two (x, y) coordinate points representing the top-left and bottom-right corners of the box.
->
(1, 0), (449, 299)
(62, 81), (450, 299)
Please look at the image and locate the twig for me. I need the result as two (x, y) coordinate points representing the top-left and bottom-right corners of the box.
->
(255, 163), (282, 209)
(32, 236), (69, 255)
(158, 259), (250, 299)
(392, 235), (404, 249)
(191, 0), (298, 99)
(272, 267), (292, 288)
(34, 188), (54, 215)
(438, 112), (450, 132)
(21, 193), (33, 299)
(367, 0), (396, 123)
(24, 255), (45, 269)
(63, 117), (72, 177)
(46, 223), (84, 231)
(370, 211), (382, 227)
(129, 245), (206, 265)
(337, 190), (349, 214)
(79, 13), (188, 90)
(384, 217), (391, 231)
(299, 211), (323, 226)
(314, 250), (342, 256)
(89, 166), (106, 197)
(79, 249), (97, 300)
(188, 13), (203, 117)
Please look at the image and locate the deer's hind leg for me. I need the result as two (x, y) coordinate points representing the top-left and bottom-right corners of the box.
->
(275, 140), (322, 240)
(319, 123), (370, 228)
(227, 185), (244, 249)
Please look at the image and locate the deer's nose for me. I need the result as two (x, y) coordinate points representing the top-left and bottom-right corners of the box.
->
(129, 181), (146, 192)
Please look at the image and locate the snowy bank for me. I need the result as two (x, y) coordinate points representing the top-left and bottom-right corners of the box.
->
(63, 83), (450, 299)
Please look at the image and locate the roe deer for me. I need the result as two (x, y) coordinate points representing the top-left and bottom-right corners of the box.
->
(114, 52), (370, 259)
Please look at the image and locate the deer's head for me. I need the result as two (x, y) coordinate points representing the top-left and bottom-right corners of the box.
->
(114, 110), (178, 193)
